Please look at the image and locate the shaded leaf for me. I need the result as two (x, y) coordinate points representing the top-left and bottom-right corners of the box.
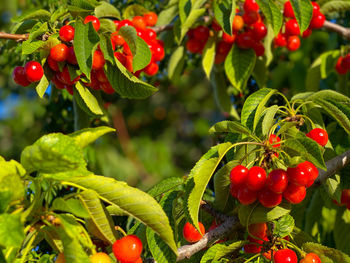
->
(75, 82), (104, 116)
(209, 121), (251, 136)
(290, 0), (313, 33)
(303, 242), (350, 263)
(200, 241), (247, 263)
(213, 0), (235, 35)
(95, 2), (120, 19)
(51, 198), (90, 218)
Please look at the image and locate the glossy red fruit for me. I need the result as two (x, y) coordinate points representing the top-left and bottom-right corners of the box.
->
(90, 252), (111, 263)
(186, 38), (202, 53)
(236, 32), (255, 49)
(274, 33), (287, 47)
(222, 32), (236, 43)
(311, 2), (320, 13)
(237, 187), (258, 205)
(273, 249), (298, 263)
(287, 163), (309, 186)
(95, 69), (108, 83)
(302, 28), (312, 38)
(216, 40), (232, 54)
(183, 222), (205, 243)
(341, 189), (350, 205)
(193, 25), (210, 41)
(24, 61), (44, 82)
(133, 258), (143, 263)
(252, 22), (267, 40)
(143, 28), (157, 42)
(132, 16), (146, 29)
(309, 12), (325, 29)
(242, 11), (260, 25)
(306, 128), (328, 146)
(244, 236), (267, 253)
(246, 166), (267, 191)
(214, 53), (227, 64)
(229, 183), (240, 198)
(144, 62), (159, 76)
(59, 25), (75, 42)
(232, 15), (244, 31)
(118, 19), (133, 30)
(284, 1), (295, 18)
(51, 75), (66, 90)
(151, 43), (165, 61)
(230, 165), (248, 186)
(111, 32), (125, 46)
(84, 15), (100, 31)
(212, 19), (222, 31)
(124, 55), (133, 72)
(112, 235), (143, 263)
(283, 183), (306, 204)
(113, 20), (120, 28)
(253, 42), (265, 56)
(92, 50), (106, 70)
(248, 222), (267, 239)
(47, 56), (60, 71)
(100, 82), (114, 94)
(266, 169), (288, 194)
(58, 67), (80, 85)
(67, 46), (78, 65)
(269, 134), (281, 148)
(286, 35), (300, 51)
(143, 12), (158, 27)
(341, 54), (350, 71)
(50, 43), (69, 62)
(258, 188), (283, 208)
(243, 0), (260, 12)
(335, 56), (347, 74)
(285, 19), (300, 36)
(300, 252), (321, 263)
(13, 66), (31, 86)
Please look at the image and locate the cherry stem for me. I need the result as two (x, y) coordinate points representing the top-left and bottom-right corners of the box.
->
(115, 226), (127, 237)
(244, 253), (260, 263)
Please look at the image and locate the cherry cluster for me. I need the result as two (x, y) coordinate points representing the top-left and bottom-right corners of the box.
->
(112, 235), (143, 263)
(186, 0), (268, 63)
(230, 128), (328, 208)
(112, 12), (164, 77)
(13, 61), (44, 87)
(274, 1), (325, 51)
(244, 222), (322, 263)
(335, 53), (350, 74)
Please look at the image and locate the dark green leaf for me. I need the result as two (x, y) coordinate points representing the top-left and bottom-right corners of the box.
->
(255, 0), (283, 35)
(303, 241), (350, 263)
(290, 0), (313, 33)
(320, 50), (340, 79)
(321, 1), (350, 14)
(273, 214), (295, 238)
(95, 2), (121, 19)
(334, 208), (350, 256)
(213, 0), (235, 35)
(147, 177), (183, 198)
(99, 34), (115, 64)
(209, 121), (251, 136)
(99, 18), (117, 33)
(200, 241), (247, 263)
(71, 0), (98, 10)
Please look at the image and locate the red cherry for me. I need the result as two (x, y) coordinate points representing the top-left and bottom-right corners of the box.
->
(246, 166), (267, 191)
(143, 12), (158, 27)
(285, 19), (300, 36)
(243, 0), (260, 12)
(183, 222), (205, 243)
(144, 62), (158, 76)
(248, 222), (267, 239)
(236, 32), (255, 49)
(302, 28), (312, 38)
(132, 16), (146, 29)
(186, 38), (202, 53)
(90, 252), (111, 263)
(216, 40), (232, 54)
(100, 82), (114, 94)
(237, 187), (258, 205)
(211, 19), (222, 32)
(242, 11), (260, 25)
(58, 67), (80, 85)
(143, 28), (157, 42)
(300, 252), (321, 263)
(230, 165), (248, 186)
(95, 69), (108, 83)
(214, 53), (227, 64)
(84, 15), (100, 31)
(341, 189), (350, 205)
(92, 50), (106, 70)
(50, 43), (69, 62)
(335, 56), (347, 74)
(273, 249), (298, 263)
(306, 128), (328, 146)
(111, 32), (125, 46)
(193, 25), (210, 41)
(258, 187), (283, 208)
(309, 12), (325, 29)
(59, 25), (75, 42)
(284, 1), (295, 18)
(229, 183), (240, 198)
(112, 235), (143, 263)
(13, 66), (31, 86)
(244, 236), (267, 253)
(269, 134), (281, 148)
(341, 54), (350, 71)
(253, 42), (265, 57)
(67, 46), (78, 65)
(113, 20), (120, 28)
(47, 56), (59, 72)
(222, 32), (236, 44)
(118, 19), (133, 30)
(65, 85), (74, 95)
(266, 169), (288, 194)
(151, 43), (165, 61)
(286, 35), (300, 51)
(51, 74), (66, 90)
(274, 33), (287, 47)
(311, 2), (320, 13)
(232, 15), (244, 32)
(252, 22), (267, 40)
(24, 61), (44, 82)
(283, 183), (306, 204)
(287, 163), (309, 186)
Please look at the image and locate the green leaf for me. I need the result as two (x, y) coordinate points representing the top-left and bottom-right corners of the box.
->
(105, 61), (158, 99)
(79, 190), (118, 245)
(73, 20), (99, 79)
(255, 0), (283, 35)
(95, 2), (121, 19)
(238, 200), (291, 226)
(71, 0), (98, 10)
(252, 57), (268, 88)
(69, 126), (115, 148)
(241, 88), (277, 131)
(123, 4), (149, 19)
(262, 105), (279, 136)
(99, 35), (116, 64)
(0, 214), (24, 247)
(50, 7), (69, 23)
(321, 1), (350, 14)
(147, 177), (183, 198)
(168, 46), (186, 82)
(99, 18), (117, 33)
(75, 82), (104, 116)
(51, 198), (90, 218)
(213, 0), (235, 35)
(209, 121), (251, 136)
(334, 208), (350, 256)
(324, 175), (342, 203)
(200, 241), (247, 263)
(106, 205), (127, 216)
(13, 9), (51, 22)
(35, 74), (49, 98)
(303, 241), (350, 263)
(283, 132), (327, 170)
(186, 142), (233, 230)
(157, 1), (179, 26)
(224, 45), (256, 93)
(21, 133), (86, 173)
(22, 22), (48, 55)
(273, 214), (295, 238)
(290, 0), (313, 33)
(305, 56), (321, 91)
(202, 37), (216, 79)
(57, 174), (178, 254)
(320, 50), (340, 79)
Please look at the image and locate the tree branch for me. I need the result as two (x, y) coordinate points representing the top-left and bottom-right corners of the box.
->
(0, 32), (29, 41)
(322, 21), (350, 39)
